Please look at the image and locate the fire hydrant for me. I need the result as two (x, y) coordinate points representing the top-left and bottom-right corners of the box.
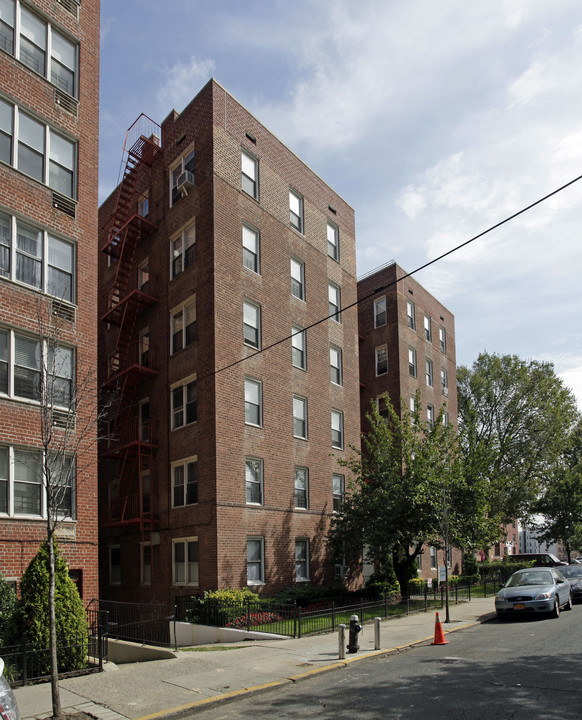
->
(347, 614), (361, 654)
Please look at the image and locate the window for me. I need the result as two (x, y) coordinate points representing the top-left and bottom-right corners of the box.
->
(442, 411), (450, 426)
(290, 258), (305, 300)
(328, 283), (341, 323)
(291, 326), (306, 369)
(289, 189), (303, 232)
(424, 315), (431, 341)
(430, 546), (437, 570)
(332, 474), (344, 512)
(171, 223), (195, 278)
(243, 300), (261, 349)
(172, 538), (199, 586)
(138, 260), (149, 293)
(171, 378), (197, 429)
(138, 192), (149, 218)
(407, 300), (415, 329)
(247, 537), (264, 584)
(375, 345), (388, 376)
(242, 225), (259, 273)
(330, 345), (342, 385)
(246, 458), (263, 505)
(293, 395), (307, 439)
(241, 150), (258, 199)
(427, 404), (435, 429)
(331, 409), (344, 449)
(294, 467), (308, 509)
(441, 367), (448, 395)
(109, 545), (121, 585)
(171, 147), (195, 205)
(409, 395), (416, 414)
(139, 329), (150, 368)
(48, 343), (73, 406)
(327, 221), (339, 260)
(408, 347), (417, 377)
(374, 297), (386, 327)
(295, 539), (310, 581)
(244, 378), (262, 426)
(172, 458), (198, 507)
(141, 543), (151, 585)
(1, 100), (77, 197)
(0, 0), (15, 55)
(426, 359), (433, 387)
(377, 395), (389, 418)
(439, 326), (447, 354)
(171, 298), (196, 353)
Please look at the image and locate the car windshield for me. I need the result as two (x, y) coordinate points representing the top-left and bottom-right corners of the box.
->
(559, 566), (582, 578)
(506, 571), (553, 587)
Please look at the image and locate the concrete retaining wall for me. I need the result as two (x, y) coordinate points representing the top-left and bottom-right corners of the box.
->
(171, 621), (286, 646)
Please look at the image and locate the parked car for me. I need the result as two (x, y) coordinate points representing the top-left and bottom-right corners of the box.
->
(495, 567), (572, 619)
(557, 564), (582, 601)
(506, 553), (567, 566)
(0, 659), (20, 720)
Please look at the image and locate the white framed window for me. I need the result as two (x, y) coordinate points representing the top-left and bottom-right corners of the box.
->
(172, 537), (199, 586)
(140, 542), (151, 585)
(289, 189), (303, 233)
(295, 539), (310, 581)
(243, 300), (261, 349)
(439, 326), (447, 354)
(171, 297), (196, 353)
(294, 467), (308, 509)
(244, 378), (262, 426)
(293, 395), (308, 439)
(424, 315), (431, 341)
(430, 545), (437, 570)
(328, 283), (341, 323)
(332, 474), (344, 512)
(138, 191), (149, 218)
(407, 300), (415, 329)
(109, 545), (121, 585)
(242, 224), (259, 274)
(442, 411), (450, 426)
(408, 347), (417, 377)
(409, 395), (416, 413)
(1, 200), (77, 286)
(137, 259), (149, 293)
(247, 536), (264, 585)
(427, 404), (435, 429)
(375, 344), (388, 376)
(291, 326), (306, 369)
(171, 223), (195, 278)
(330, 345), (342, 385)
(172, 457), (198, 507)
(170, 147), (195, 206)
(327, 221), (339, 260)
(0, 0), (16, 56)
(246, 457), (263, 505)
(426, 358), (433, 387)
(290, 257), (305, 300)
(441, 367), (448, 395)
(139, 328), (150, 368)
(171, 377), (197, 429)
(331, 409), (344, 449)
(241, 149), (258, 199)
(374, 297), (386, 327)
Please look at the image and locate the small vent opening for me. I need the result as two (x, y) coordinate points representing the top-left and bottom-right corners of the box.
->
(57, 0), (79, 18)
(52, 192), (76, 218)
(54, 88), (78, 117)
(52, 299), (76, 323)
(52, 409), (73, 429)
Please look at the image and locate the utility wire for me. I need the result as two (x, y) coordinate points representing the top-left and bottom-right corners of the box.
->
(200, 172), (582, 382)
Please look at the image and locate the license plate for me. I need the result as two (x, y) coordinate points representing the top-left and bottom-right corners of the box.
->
(513, 604), (525, 610)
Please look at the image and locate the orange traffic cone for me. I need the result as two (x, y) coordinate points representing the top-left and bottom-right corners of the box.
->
(431, 612), (449, 645)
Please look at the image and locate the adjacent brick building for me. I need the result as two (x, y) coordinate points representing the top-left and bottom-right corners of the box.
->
(98, 79), (360, 602)
(0, 0), (100, 599)
(357, 261), (462, 579)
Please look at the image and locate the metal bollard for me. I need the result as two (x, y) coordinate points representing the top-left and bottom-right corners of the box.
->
(347, 614), (361, 654)
(338, 623), (346, 659)
(374, 617), (381, 650)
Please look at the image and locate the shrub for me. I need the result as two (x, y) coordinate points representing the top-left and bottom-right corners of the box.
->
(225, 611), (283, 629)
(273, 584), (349, 606)
(203, 588), (260, 604)
(7, 540), (88, 675)
(0, 572), (16, 645)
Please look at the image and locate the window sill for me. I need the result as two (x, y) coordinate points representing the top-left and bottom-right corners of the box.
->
(247, 581), (265, 587)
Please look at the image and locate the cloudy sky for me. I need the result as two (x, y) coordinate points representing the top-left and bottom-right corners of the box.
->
(99, 0), (582, 408)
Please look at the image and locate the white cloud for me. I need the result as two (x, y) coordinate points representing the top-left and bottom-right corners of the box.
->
(155, 56), (216, 117)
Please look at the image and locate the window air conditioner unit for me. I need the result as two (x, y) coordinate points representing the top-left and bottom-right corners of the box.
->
(442, 387), (448, 396)
(177, 171), (194, 195)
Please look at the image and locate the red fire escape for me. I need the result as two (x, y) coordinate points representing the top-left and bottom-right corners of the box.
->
(100, 115), (162, 532)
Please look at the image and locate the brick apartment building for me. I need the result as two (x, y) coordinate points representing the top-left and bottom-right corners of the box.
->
(357, 261), (462, 579)
(0, 0), (100, 599)
(98, 79), (360, 603)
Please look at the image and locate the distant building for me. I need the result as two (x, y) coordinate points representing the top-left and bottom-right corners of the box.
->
(0, 0), (100, 599)
(98, 79), (360, 602)
(357, 262), (461, 579)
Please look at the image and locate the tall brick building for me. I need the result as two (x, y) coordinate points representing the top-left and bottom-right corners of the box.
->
(0, 0), (100, 599)
(98, 79), (360, 602)
(357, 262), (461, 578)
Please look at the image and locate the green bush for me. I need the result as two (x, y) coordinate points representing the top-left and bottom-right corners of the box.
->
(273, 584), (349, 606)
(7, 540), (88, 675)
(203, 588), (260, 604)
(0, 572), (16, 645)
(477, 559), (534, 582)
(461, 553), (478, 576)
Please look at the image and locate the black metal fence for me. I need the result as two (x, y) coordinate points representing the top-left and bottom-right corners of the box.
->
(97, 599), (175, 646)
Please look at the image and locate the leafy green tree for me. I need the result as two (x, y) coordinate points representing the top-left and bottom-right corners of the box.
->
(328, 394), (486, 595)
(7, 540), (88, 676)
(457, 353), (579, 523)
(534, 420), (582, 562)
(0, 573), (16, 645)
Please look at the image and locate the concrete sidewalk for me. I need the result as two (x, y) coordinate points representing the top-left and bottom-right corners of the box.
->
(13, 597), (496, 720)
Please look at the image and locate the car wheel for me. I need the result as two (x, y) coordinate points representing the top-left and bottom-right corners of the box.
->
(552, 597), (560, 618)
(565, 593), (573, 611)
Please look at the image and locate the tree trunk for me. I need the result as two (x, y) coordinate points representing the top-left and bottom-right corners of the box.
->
(48, 535), (62, 719)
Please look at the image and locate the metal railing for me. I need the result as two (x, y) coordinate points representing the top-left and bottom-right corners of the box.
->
(97, 599), (175, 647)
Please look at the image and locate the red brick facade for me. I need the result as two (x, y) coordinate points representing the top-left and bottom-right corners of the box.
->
(0, 0), (100, 599)
(98, 80), (360, 602)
